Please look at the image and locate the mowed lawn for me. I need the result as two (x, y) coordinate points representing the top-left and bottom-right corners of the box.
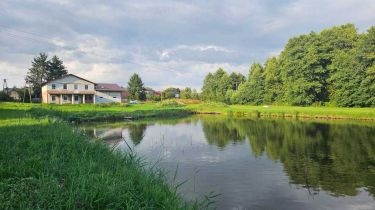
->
(0, 103), (198, 209)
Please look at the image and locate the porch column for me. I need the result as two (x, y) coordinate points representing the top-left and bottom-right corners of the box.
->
(47, 94), (50, 103)
(93, 94), (96, 104)
(83, 94), (86, 104)
(60, 94), (62, 104)
(72, 94), (74, 104)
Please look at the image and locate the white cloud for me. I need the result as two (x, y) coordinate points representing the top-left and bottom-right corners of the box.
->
(0, 0), (374, 89)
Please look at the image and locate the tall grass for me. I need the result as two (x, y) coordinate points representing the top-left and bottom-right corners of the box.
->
(0, 105), (199, 209)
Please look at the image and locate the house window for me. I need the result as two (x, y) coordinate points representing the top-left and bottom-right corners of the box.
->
(85, 85), (88, 90)
(63, 95), (68, 101)
(74, 84), (78, 90)
(51, 95), (56, 101)
(74, 95), (79, 101)
(63, 84), (67, 89)
(52, 84), (56, 89)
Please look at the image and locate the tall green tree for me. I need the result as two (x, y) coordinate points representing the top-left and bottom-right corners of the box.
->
(264, 57), (282, 104)
(201, 68), (231, 102)
(180, 87), (192, 99)
(229, 72), (246, 90)
(47, 55), (67, 81)
(127, 73), (146, 101)
(201, 73), (215, 101)
(25, 53), (49, 98)
(232, 63), (265, 105)
(162, 87), (180, 99)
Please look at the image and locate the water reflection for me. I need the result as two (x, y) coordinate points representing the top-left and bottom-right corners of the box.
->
(81, 116), (375, 209)
(128, 124), (147, 145)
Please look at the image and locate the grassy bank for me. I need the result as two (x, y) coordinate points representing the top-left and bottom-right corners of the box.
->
(0, 104), (198, 209)
(186, 103), (375, 120)
(1, 102), (192, 122)
(1, 102), (375, 121)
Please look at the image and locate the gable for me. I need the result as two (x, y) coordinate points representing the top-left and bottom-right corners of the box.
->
(44, 74), (95, 86)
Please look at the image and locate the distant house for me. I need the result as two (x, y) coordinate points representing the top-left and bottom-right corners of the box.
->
(41, 74), (127, 104)
(9, 88), (21, 101)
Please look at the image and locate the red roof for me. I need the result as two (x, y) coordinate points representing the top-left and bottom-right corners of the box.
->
(95, 83), (125, 92)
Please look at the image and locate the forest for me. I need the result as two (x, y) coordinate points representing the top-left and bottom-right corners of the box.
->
(201, 24), (375, 107)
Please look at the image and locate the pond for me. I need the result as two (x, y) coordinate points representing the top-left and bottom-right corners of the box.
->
(81, 115), (375, 210)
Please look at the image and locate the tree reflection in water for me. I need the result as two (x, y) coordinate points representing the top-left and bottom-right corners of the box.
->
(201, 116), (375, 197)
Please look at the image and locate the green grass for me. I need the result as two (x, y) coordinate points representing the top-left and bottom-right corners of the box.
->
(3, 101), (375, 121)
(0, 104), (202, 209)
(186, 103), (375, 120)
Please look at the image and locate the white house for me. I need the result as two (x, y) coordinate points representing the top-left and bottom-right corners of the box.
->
(41, 74), (127, 104)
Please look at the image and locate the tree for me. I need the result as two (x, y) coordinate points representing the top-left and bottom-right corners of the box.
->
(162, 87), (180, 99)
(328, 51), (366, 106)
(191, 89), (200, 100)
(231, 64), (265, 105)
(25, 53), (49, 98)
(264, 57), (282, 104)
(127, 73), (146, 101)
(201, 73), (215, 101)
(229, 72), (245, 90)
(201, 68), (232, 102)
(47, 55), (67, 81)
(200, 24), (375, 107)
(180, 87), (192, 99)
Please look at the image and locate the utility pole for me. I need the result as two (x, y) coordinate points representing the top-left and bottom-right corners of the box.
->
(3, 79), (8, 94)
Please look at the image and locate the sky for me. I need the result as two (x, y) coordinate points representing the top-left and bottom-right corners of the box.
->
(1, 0), (375, 90)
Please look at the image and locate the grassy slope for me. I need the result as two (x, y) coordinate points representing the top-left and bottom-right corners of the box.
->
(0, 104), (197, 209)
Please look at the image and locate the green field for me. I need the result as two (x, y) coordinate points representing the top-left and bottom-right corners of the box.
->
(0, 103), (202, 209)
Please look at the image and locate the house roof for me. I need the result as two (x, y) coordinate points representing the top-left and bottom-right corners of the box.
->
(95, 83), (126, 92)
(42, 74), (96, 86)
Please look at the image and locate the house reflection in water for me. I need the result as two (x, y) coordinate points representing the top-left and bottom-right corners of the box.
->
(85, 124), (148, 146)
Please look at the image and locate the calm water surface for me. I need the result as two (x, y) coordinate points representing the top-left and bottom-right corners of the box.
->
(82, 116), (375, 210)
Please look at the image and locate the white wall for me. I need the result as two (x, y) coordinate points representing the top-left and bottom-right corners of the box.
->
(44, 75), (95, 91)
(95, 91), (121, 103)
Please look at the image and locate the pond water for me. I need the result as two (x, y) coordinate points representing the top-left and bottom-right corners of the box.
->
(81, 116), (375, 210)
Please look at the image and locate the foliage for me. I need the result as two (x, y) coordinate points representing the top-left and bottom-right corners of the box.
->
(231, 63), (265, 105)
(0, 91), (13, 102)
(180, 87), (192, 99)
(201, 68), (233, 102)
(25, 53), (68, 98)
(162, 87), (180, 99)
(200, 24), (375, 107)
(25, 53), (49, 98)
(127, 73), (146, 101)
(47, 55), (68, 81)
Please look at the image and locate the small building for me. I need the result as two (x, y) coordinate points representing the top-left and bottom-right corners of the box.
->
(9, 89), (21, 101)
(41, 74), (126, 104)
(95, 83), (126, 103)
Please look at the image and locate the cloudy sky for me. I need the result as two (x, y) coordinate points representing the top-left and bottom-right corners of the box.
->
(1, 0), (375, 90)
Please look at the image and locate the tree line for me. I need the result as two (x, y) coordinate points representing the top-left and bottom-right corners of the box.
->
(127, 73), (199, 101)
(201, 24), (375, 107)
